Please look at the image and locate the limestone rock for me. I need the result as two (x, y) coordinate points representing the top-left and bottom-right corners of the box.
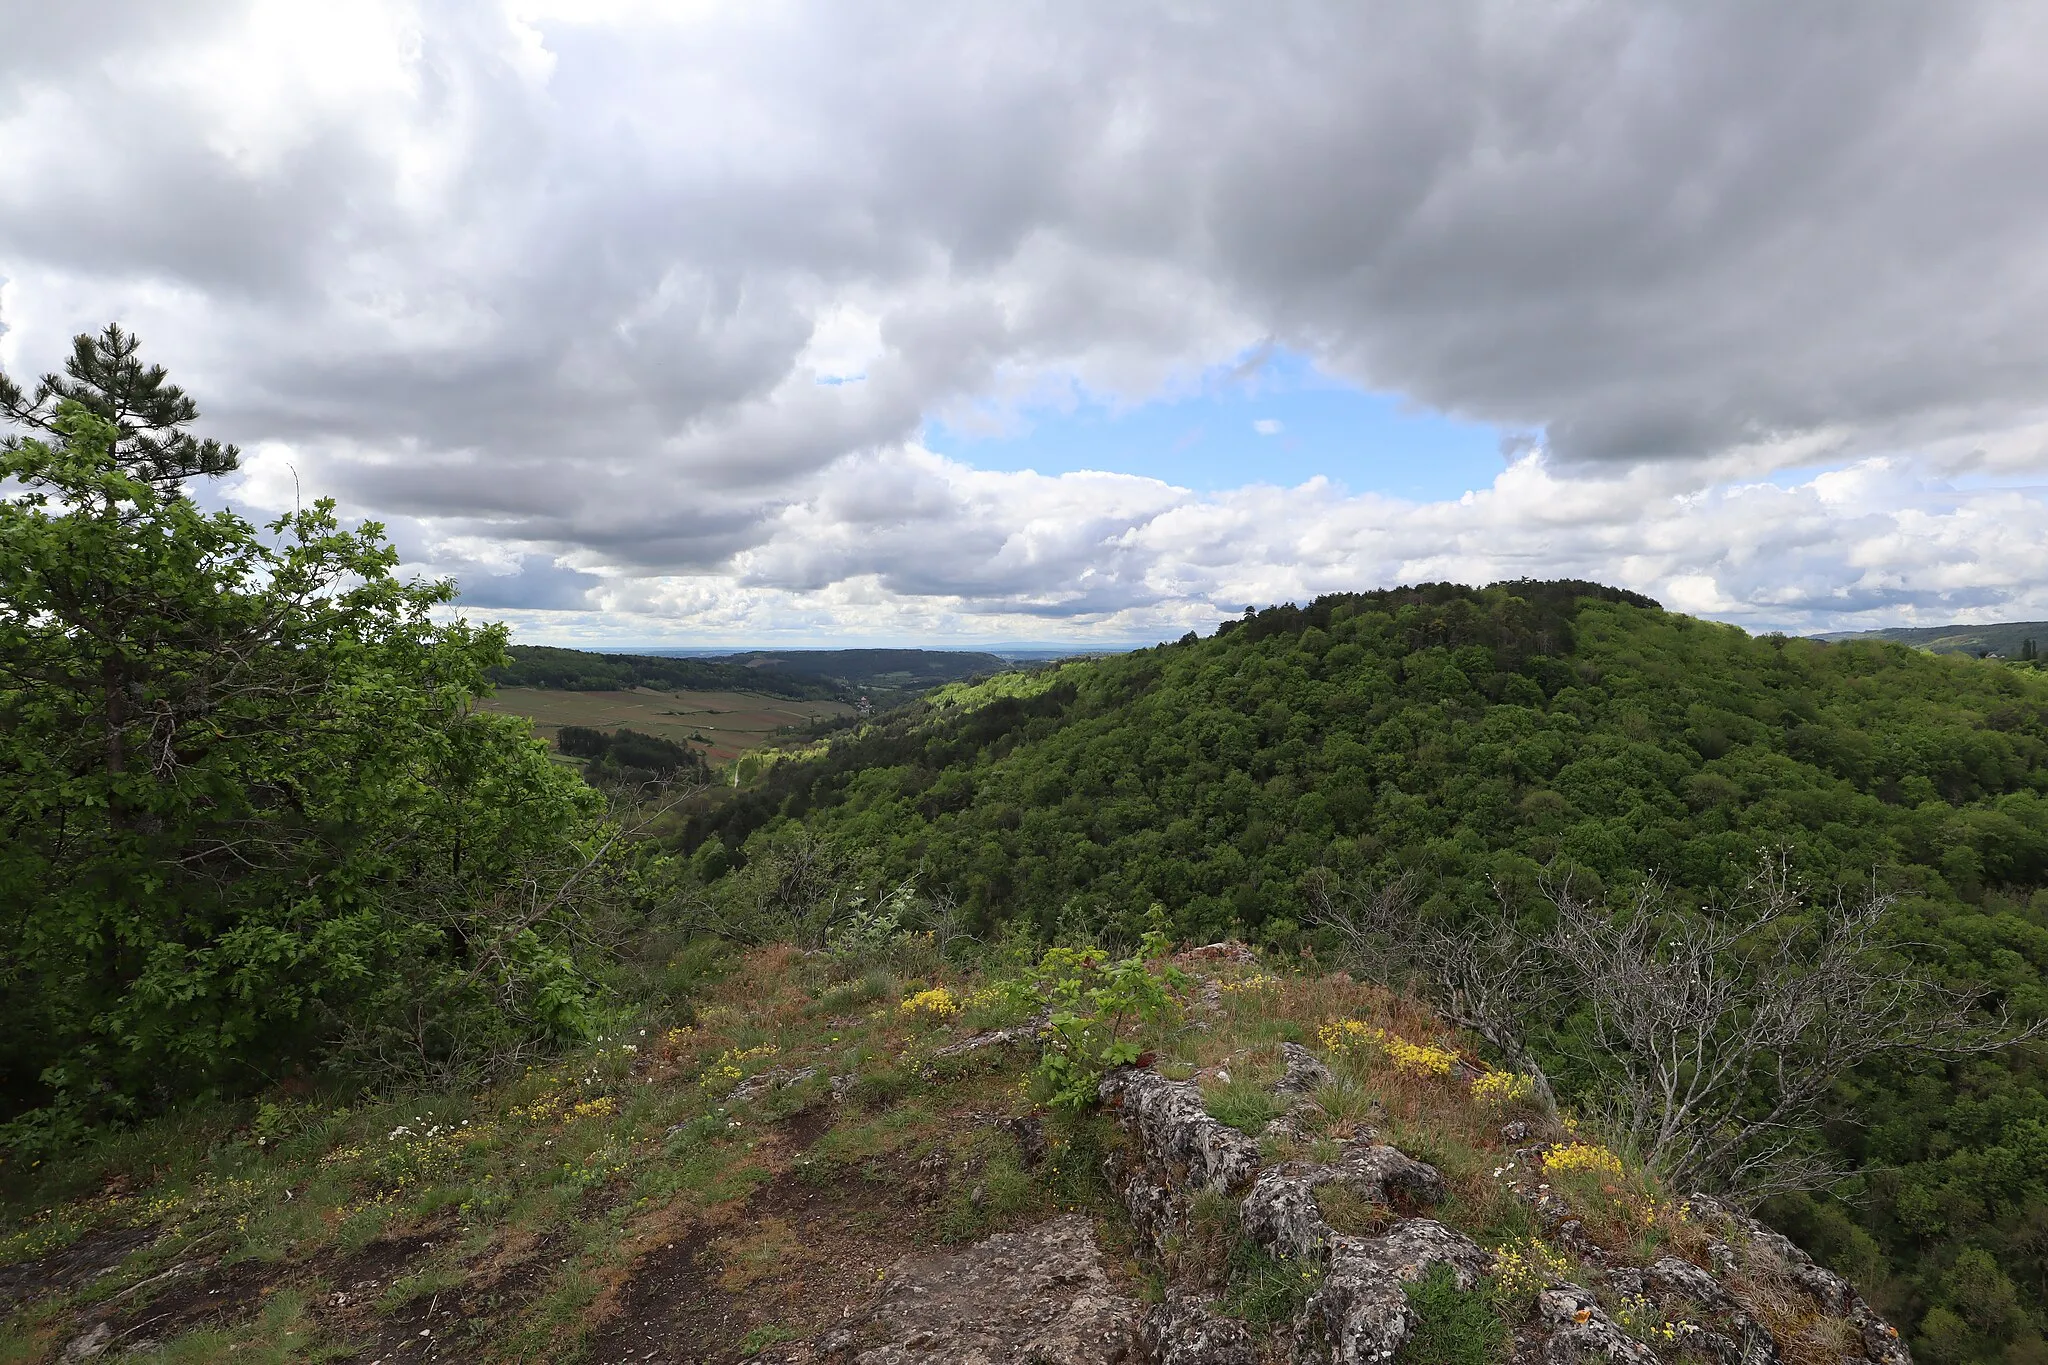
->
(1100, 1068), (1263, 1249)
(726, 1065), (816, 1103)
(927, 1010), (1050, 1064)
(848, 1214), (1137, 1365)
(1688, 1196), (1910, 1365)
(1099, 1070), (1260, 1195)
(1139, 1292), (1257, 1365)
(1261, 1043), (1339, 1143)
(1641, 1255), (1739, 1316)
(1537, 1284), (1660, 1365)
(62, 1322), (114, 1360)
(1296, 1219), (1489, 1365)
(1596, 1259), (1777, 1365)
(1240, 1147), (1447, 1261)
(1276, 1043), (1335, 1096)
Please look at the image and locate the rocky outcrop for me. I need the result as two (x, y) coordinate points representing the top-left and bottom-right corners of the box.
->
(1239, 1144), (1446, 1260)
(1688, 1196), (1911, 1365)
(833, 1213), (1137, 1365)
(1093, 1038), (1910, 1365)
(925, 1012), (1046, 1062)
(834, 944), (1911, 1365)
(725, 1065), (818, 1103)
(1537, 1284), (1661, 1365)
(1140, 1292), (1257, 1365)
(1616, 1256), (1781, 1365)
(1102, 1061), (1488, 1365)
(1300, 1220), (1493, 1365)
(1261, 1042), (1337, 1143)
(1098, 1067), (1263, 1247)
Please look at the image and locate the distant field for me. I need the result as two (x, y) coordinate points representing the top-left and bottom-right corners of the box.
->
(479, 687), (852, 765)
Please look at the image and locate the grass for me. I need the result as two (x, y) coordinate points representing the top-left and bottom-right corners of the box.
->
(0, 942), (1065, 1360)
(1315, 1182), (1394, 1237)
(1399, 1264), (1511, 1365)
(738, 1323), (803, 1356)
(1203, 1079), (1286, 1136)
(1219, 1235), (1322, 1328)
(0, 939), (1844, 1362)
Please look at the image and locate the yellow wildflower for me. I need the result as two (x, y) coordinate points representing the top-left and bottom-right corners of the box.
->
(1542, 1142), (1624, 1178)
(1470, 1071), (1536, 1107)
(899, 987), (963, 1021)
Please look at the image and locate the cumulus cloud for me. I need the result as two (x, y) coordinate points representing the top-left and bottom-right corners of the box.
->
(467, 448), (2048, 644)
(3, 1), (2047, 636)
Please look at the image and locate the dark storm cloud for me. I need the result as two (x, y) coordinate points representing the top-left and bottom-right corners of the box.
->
(3, 1), (2047, 622)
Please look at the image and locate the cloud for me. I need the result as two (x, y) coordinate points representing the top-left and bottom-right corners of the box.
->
(4, 2), (2048, 636)
(479, 445), (2048, 642)
(1252, 419), (1283, 436)
(450, 555), (603, 611)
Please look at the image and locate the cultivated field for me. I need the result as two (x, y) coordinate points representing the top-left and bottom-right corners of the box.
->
(479, 686), (853, 765)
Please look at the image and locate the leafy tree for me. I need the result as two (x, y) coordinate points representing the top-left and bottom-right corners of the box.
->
(559, 725), (612, 759)
(0, 332), (607, 1132)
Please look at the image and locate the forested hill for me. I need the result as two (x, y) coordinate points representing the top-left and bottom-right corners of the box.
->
(491, 644), (1011, 701)
(683, 579), (2048, 1355)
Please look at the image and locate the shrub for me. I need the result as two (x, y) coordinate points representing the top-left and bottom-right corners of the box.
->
(1489, 1238), (1573, 1317)
(1542, 1142), (1624, 1179)
(1316, 1020), (1459, 1077)
(1027, 931), (1185, 1110)
(1470, 1072), (1536, 1108)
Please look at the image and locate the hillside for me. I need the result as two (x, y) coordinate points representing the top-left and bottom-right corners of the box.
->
(491, 646), (1014, 705)
(681, 581), (2048, 1360)
(5, 338), (2003, 1364)
(1815, 621), (2048, 660)
(0, 940), (1911, 1365)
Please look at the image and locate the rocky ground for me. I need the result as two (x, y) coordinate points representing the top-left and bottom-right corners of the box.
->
(1, 943), (1909, 1365)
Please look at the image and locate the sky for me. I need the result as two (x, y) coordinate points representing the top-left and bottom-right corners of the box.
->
(4, 2), (2048, 648)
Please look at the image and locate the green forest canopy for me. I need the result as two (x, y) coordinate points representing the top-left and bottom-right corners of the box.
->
(684, 582), (2048, 1360)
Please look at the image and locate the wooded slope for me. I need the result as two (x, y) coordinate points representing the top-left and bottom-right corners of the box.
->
(684, 580), (2048, 1360)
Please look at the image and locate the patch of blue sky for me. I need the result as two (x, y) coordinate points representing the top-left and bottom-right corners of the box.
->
(921, 348), (1520, 500)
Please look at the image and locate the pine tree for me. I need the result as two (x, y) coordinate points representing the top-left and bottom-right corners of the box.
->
(0, 323), (239, 488)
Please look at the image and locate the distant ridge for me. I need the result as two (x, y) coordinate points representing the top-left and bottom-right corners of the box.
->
(490, 644), (1016, 702)
(1816, 619), (2048, 657)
